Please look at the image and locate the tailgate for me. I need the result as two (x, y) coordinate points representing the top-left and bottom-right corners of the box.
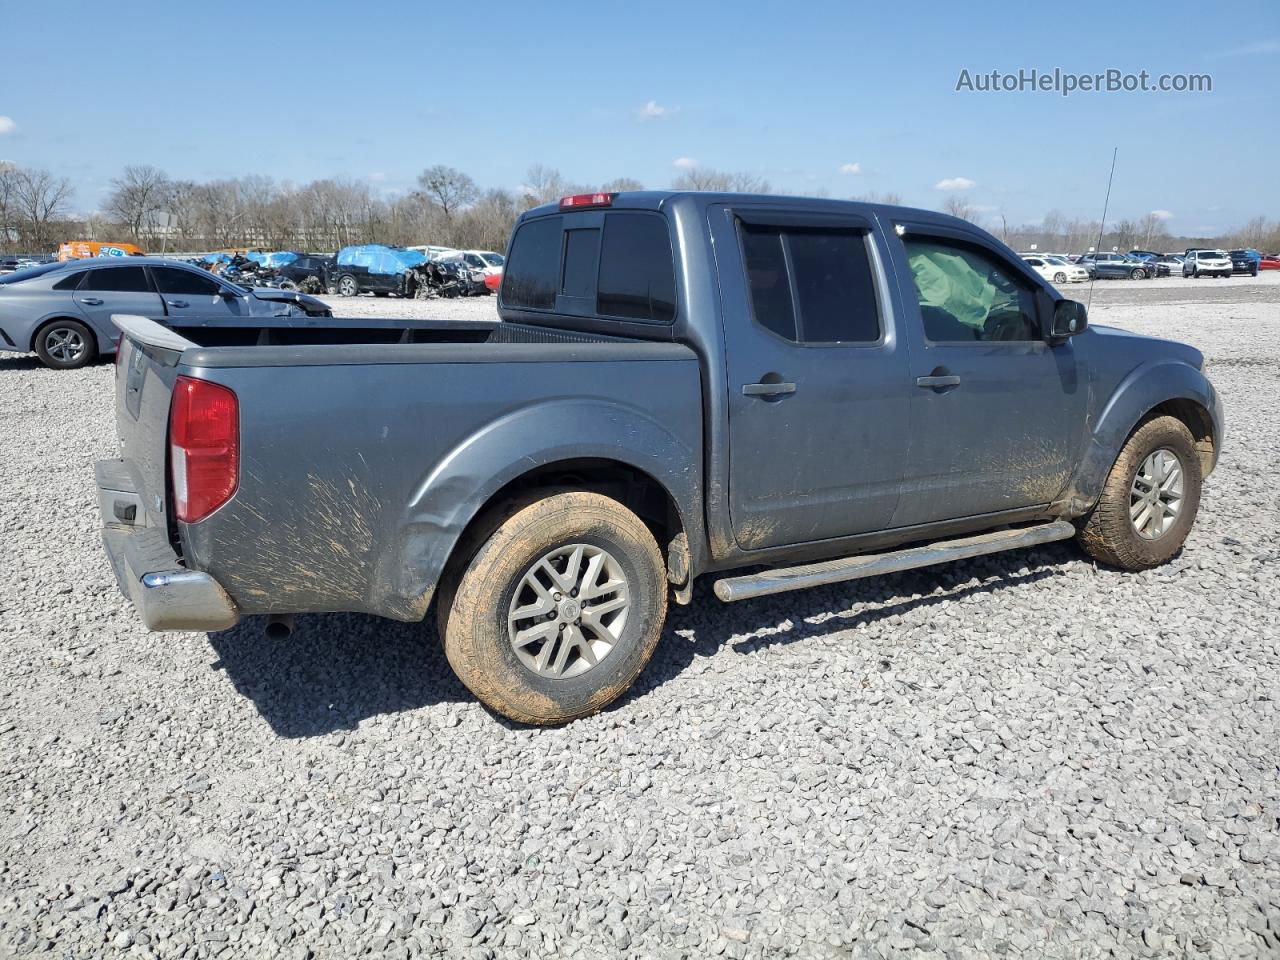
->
(110, 316), (196, 530)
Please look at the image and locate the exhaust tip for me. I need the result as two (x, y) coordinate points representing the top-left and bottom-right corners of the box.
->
(264, 614), (296, 640)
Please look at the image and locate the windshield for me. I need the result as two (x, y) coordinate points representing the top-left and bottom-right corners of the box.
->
(0, 262), (70, 284)
(480, 253), (505, 267)
(1044, 256), (1067, 264)
(1199, 250), (1227, 259)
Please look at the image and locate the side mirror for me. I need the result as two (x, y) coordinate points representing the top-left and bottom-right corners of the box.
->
(1050, 299), (1088, 340)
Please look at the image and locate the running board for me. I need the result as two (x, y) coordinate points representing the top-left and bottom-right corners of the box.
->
(713, 520), (1077, 603)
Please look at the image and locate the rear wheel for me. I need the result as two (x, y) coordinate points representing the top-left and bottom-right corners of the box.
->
(1077, 415), (1202, 571)
(438, 492), (667, 725)
(35, 320), (96, 370)
(337, 275), (358, 297)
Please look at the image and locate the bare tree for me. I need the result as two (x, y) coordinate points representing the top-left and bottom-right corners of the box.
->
(415, 165), (478, 221)
(601, 177), (645, 192)
(942, 195), (976, 223)
(851, 191), (903, 205)
(672, 167), (771, 193)
(105, 165), (171, 244)
(11, 167), (73, 249)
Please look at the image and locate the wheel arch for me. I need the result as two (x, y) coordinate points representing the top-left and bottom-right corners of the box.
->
(370, 398), (706, 621)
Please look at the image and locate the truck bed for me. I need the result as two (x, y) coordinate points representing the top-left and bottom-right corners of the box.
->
(103, 314), (703, 626)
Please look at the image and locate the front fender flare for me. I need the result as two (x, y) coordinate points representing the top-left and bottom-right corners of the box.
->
(1063, 359), (1222, 514)
(372, 397), (704, 620)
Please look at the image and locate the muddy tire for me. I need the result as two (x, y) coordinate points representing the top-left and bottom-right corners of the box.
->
(438, 492), (667, 725)
(1077, 415), (1202, 571)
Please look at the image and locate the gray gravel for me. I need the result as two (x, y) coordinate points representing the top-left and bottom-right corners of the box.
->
(1, 276), (1278, 958)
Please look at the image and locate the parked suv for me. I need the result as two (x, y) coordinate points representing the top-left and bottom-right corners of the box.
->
(1183, 249), (1233, 278)
(1228, 249), (1262, 276)
(98, 191), (1222, 724)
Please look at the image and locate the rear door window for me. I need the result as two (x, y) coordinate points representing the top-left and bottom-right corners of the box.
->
(739, 223), (881, 343)
(83, 266), (151, 292)
(596, 213), (676, 323)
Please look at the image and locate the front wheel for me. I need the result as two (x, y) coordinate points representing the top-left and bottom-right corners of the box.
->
(438, 492), (668, 725)
(337, 275), (358, 297)
(1130, 268), (1147, 280)
(1077, 415), (1202, 571)
(1054, 272), (1067, 283)
(35, 320), (96, 370)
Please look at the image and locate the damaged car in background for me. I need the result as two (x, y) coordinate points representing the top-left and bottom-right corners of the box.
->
(330, 244), (489, 298)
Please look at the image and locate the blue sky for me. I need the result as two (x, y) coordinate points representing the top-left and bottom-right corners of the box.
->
(1, 0), (1276, 234)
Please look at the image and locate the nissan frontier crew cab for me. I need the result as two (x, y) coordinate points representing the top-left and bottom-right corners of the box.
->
(97, 191), (1223, 724)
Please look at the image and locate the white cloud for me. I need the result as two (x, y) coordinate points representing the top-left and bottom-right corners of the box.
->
(838, 162), (862, 175)
(0, 116), (16, 135)
(934, 176), (975, 191)
(636, 100), (670, 121)
(1223, 38), (1280, 56)
(1150, 209), (1173, 221)
(673, 156), (697, 169)
(367, 171), (387, 183)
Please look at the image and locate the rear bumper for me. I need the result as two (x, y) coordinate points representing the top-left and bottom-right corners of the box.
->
(97, 459), (240, 632)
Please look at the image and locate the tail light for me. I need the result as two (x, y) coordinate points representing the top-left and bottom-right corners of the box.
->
(559, 192), (615, 210)
(169, 376), (239, 523)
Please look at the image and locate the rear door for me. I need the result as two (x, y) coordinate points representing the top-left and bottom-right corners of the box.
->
(73, 265), (164, 350)
(150, 266), (249, 319)
(710, 205), (913, 550)
(887, 221), (1085, 526)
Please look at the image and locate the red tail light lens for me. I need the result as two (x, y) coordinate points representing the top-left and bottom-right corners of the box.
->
(169, 376), (239, 523)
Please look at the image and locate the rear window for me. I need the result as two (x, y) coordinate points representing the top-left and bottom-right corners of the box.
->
(502, 211), (677, 323)
(502, 216), (562, 309)
(596, 213), (676, 323)
(560, 229), (600, 299)
(0, 262), (67, 284)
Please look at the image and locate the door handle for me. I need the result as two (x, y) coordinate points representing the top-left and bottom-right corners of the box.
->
(916, 375), (961, 389)
(166, 300), (189, 308)
(743, 381), (797, 398)
(80, 297), (103, 305)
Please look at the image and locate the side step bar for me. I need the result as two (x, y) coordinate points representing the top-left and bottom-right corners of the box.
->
(713, 520), (1077, 603)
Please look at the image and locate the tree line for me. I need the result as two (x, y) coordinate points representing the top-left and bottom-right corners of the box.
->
(1, 160), (1276, 256)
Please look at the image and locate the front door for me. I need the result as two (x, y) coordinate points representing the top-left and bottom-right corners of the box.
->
(888, 224), (1086, 527)
(73, 265), (164, 351)
(712, 206), (914, 551)
(150, 266), (252, 320)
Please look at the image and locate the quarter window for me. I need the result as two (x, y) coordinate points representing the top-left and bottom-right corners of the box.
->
(739, 223), (881, 343)
(903, 238), (1039, 342)
(52, 271), (86, 291)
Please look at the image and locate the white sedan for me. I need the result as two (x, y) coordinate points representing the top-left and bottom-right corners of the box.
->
(1023, 255), (1089, 284)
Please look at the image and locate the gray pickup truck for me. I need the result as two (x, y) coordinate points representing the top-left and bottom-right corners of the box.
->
(97, 191), (1223, 724)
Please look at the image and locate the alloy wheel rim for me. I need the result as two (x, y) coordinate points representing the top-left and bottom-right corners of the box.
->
(507, 543), (629, 680)
(45, 328), (85, 363)
(1129, 448), (1184, 540)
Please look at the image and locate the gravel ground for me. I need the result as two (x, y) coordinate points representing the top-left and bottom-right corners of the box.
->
(1, 275), (1277, 959)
